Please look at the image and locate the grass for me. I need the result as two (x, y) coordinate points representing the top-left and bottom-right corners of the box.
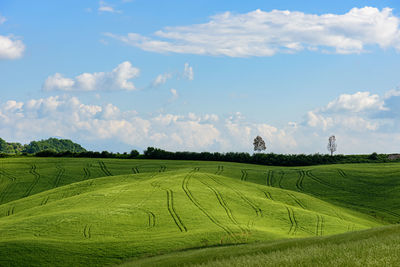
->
(0, 158), (399, 266)
(125, 224), (400, 267)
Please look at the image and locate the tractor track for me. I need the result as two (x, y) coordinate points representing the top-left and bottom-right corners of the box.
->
(132, 167), (140, 174)
(240, 170), (248, 181)
(0, 169), (16, 182)
(266, 170), (274, 186)
(40, 196), (49, 206)
(6, 206), (15, 216)
(182, 170), (236, 238)
(198, 176), (248, 234)
(215, 165), (224, 175)
(53, 164), (65, 188)
(277, 171), (285, 188)
(83, 167), (91, 180)
(83, 225), (91, 239)
(99, 161), (112, 176)
(208, 175), (262, 218)
(23, 165), (41, 198)
(315, 214), (324, 236)
(337, 169), (347, 178)
(286, 206), (298, 235)
(287, 193), (306, 209)
(295, 170), (305, 191)
(165, 189), (187, 232)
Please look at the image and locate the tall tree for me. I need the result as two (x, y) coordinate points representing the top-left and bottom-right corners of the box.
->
(327, 135), (337, 156)
(253, 136), (266, 153)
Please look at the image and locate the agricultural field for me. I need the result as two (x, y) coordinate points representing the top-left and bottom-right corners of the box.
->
(0, 158), (399, 266)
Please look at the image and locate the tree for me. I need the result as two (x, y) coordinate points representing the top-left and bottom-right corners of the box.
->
(327, 135), (337, 156)
(253, 136), (266, 153)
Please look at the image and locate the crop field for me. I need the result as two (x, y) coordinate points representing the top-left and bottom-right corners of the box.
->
(0, 158), (399, 266)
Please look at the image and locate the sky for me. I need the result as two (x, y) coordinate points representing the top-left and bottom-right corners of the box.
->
(1, 0), (400, 154)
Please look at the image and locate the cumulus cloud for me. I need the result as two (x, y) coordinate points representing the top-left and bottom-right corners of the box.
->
(0, 35), (25, 60)
(98, 1), (120, 13)
(152, 73), (172, 87)
(325, 92), (386, 112)
(106, 7), (400, 57)
(3, 88), (400, 154)
(43, 61), (140, 91)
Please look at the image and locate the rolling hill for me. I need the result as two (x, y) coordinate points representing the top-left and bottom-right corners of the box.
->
(0, 158), (399, 266)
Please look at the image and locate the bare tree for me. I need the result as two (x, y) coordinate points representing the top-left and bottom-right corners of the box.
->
(327, 135), (337, 156)
(253, 136), (266, 153)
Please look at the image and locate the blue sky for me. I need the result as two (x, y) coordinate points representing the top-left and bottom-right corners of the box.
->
(1, 0), (400, 154)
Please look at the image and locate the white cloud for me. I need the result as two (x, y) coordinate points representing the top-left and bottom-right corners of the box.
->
(3, 88), (400, 154)
(152, 73), (172, 87)
(98, 1), (120, 13)
(325, 92), (386, 112)
(183, 63), (194, 80)
(0, 35), (25, 60)
(43, 61), (140, 91)
(106, 7), (400, 57)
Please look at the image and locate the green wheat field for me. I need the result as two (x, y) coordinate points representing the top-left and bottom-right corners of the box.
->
(0, 158), (399, 266)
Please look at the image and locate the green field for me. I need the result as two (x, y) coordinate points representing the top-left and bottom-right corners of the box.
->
(0, 158), (399, 266)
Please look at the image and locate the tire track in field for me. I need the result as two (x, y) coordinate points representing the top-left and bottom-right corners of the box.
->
(40, 196), (49, 206)
(261, 190), (274, 201)
(23, 165), (41, 198)
(208, 175), (262, 218)
(159, 165), (166, 172)
(287, 193), (306, 209)
(132, 167), (140, 174)
(0, 169), (16, 182)
(83, 224), (92, 239)
(240, 170), (248, 181)
(315, 214), (324, 236)
(182, 170), (236, 238)
(337, 169), (347, 178)
(265, 170), (274, 186)
(277, 171), (285, 188)
(53, 164), (65, 188)
(5, 206), (15, 216)
(99, 161), (112, 176)
(198, 176), (248, 234)
(165, 189), (187, 232)
(215, 165), (224, 175)
(83, 166), (91, 180)
(295, 170), (305, 191)
(286, 206), (298, 235)
(0, 169), (17, 204)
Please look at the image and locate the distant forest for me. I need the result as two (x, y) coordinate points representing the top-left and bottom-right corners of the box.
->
(0, 138), (86, 154)
(0, 138), (398, 166)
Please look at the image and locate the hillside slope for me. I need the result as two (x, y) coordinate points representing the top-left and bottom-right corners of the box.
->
(0, 158), (398, 266)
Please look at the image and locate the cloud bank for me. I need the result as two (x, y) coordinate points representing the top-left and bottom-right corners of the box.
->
(2, 89), (400, 153)
(107, 7), (400, 57)
(43, 61), (140, 91)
